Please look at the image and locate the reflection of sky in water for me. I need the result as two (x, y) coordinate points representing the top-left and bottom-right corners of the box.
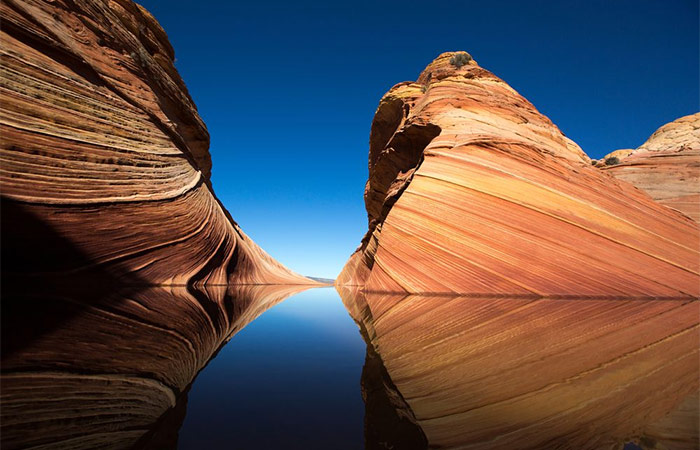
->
(178, 287), (365, 449)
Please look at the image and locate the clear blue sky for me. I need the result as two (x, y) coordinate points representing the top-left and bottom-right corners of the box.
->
(138, 0), (698, 279)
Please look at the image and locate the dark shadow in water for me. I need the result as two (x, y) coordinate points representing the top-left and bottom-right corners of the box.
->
(338, 287), (699, 450)
(352, 299), (428, 449)
(134, 385), (192, 450)
(361, 332), (428, 450)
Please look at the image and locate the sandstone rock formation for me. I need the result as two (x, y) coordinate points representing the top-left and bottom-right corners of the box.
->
(0, 0), (310, 286)
(1, 283), (312, 449)
(339, 287), (700, 449)
(337, 52), (700, 297)
(601, 113), (700, 223)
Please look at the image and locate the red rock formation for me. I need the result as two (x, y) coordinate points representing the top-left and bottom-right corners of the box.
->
(602, 113), (700, 223)
(0, 0), (311, 286)
(339, 287), (700, 449)
(338, 52), (700, 297)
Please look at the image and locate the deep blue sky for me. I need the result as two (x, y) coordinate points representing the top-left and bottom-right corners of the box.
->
(139, 0), (698, 278)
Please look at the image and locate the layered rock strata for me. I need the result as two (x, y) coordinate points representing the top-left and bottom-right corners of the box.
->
(0, 0), (310, 286)
(338, 52), (700, 297)
(339, 287), (699, 450)
(601, 113), (700, 223)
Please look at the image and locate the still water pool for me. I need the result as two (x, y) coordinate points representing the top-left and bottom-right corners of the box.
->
(2, 284), (696, 449)
(178, 287), (366, 449)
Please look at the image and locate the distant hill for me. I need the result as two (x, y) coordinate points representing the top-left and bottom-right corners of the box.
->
(307, 277), (335, 284)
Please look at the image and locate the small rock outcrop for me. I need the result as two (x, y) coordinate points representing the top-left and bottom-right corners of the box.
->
(601, 113), (700, 223)
(0, 0), (311, 286)
(337, 52), (699, 297)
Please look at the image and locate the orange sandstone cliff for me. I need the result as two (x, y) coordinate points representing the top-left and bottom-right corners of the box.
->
(337, 52), (699, 297)
(0, 0), (311, 286)
(601, 113), (700, 223)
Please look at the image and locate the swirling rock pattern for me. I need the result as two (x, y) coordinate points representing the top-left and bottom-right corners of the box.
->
(602, 113), (700, 223)
(338, 52), (700, 297)
(0, 0), (310, 286)
(1, 283), (312, 449)
(339, 287), (700, 450)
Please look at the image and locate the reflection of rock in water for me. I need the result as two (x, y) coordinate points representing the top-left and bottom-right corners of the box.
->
(362, 341), (428, 450)
(352, 295), (428, 449)
(636, 392), (699, 450)
(0, 284), (311, 449)
(338, 287), (699, 450)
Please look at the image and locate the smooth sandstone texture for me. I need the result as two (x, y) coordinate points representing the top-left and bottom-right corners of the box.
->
(1, 283), (313, 449)
(0, 0), (310, 286)
(339, 287), (700, 450)
(338, 52), (700, 297)
(602, 113), (700, 223)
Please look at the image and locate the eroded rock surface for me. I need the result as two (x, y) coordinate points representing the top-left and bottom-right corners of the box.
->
(602, 113), (700, 223)
(0, 0), (310, 286)
(338, 52), (699, 297)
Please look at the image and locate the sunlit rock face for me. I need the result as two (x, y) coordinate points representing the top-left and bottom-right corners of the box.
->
(0, 0), (310, 286)
(337, 52), (699, 297)
(1, 283), (311, 449)
(339, 287), (700, 450)
(602, 113), (700, 223)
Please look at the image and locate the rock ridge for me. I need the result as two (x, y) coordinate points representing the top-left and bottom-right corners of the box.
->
(601, 113), (700, 223)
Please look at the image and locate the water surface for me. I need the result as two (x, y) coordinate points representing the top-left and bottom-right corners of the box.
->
(178, 287), (365, 449)
(1, 283), (366, 449)
(1, 283), (697, 450)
